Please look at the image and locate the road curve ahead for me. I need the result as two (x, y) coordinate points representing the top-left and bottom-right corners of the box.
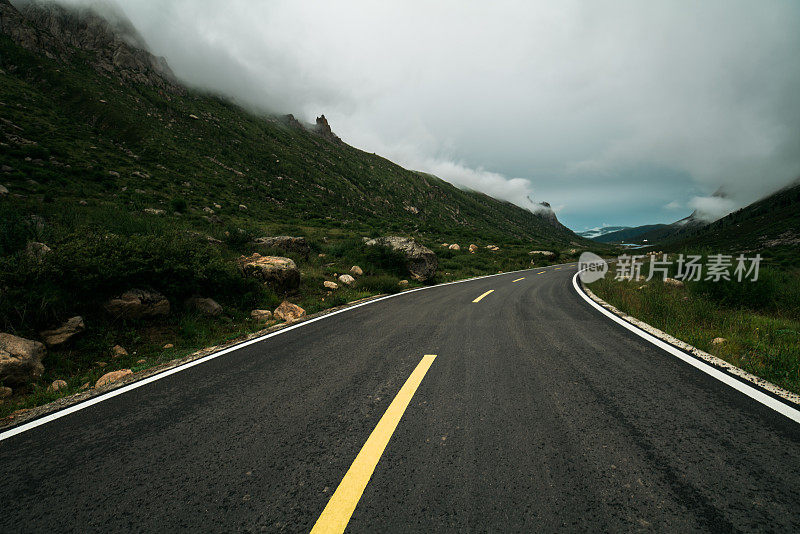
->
(2, 265), (799, 532)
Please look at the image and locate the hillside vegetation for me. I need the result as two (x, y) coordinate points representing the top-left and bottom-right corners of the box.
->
(0, 1), (600, 416)
(660, 182), (800, 266)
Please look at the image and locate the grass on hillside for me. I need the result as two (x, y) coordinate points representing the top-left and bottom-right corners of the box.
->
(0, 196), (576, 418)
(588, 260), (800, 395)
(0, 28), (606, 418)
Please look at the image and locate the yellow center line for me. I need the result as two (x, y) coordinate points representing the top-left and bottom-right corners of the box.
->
(554, 267), (561, 270)
(537, 271), (546, 274)
(311, 355), (436, 534)
(472, 289), (494, 302)
(512, 277), (525, 283)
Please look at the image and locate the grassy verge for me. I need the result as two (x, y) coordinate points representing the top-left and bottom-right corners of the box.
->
(0, 206), (581, 418)
(588, 264), (800, 395)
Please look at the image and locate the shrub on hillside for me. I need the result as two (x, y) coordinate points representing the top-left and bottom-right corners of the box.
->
(687, 267), (798, 316)
(0, 231), (261, 331)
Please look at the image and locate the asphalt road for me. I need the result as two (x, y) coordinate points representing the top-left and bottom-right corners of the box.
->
(2, 264), (799, 533)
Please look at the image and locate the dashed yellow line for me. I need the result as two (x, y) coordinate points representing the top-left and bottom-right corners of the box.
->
(311, 355), (437, 534)
(537, 271), (546, 275)
(555, 267), (561, 270)
(512, 277), (525, 283)
(472, 290), (494, 302)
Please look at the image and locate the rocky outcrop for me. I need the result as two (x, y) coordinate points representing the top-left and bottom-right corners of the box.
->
(0, 333), (46, 385)
(111, 345), (128, 358)
(40, 316), (84, 347)
(529, 250), (555, 257)
(185, 297), (223, 317)
(323, 281), (338, 290)
(273, 301), (305, 323)
(364, 237), (438, 282)
(104, 289), (170, 319)
(252, 236), (310, 256)
(663, 278), (685, 288)
(5, 0), (180, 91)
(469, 244), (478, 253)
(239, 253), (300, 290)
(314, 115), (342, 143)
(448, 244), (460, 251)
(95, 369), (132, 389)
(350, 265), (363, 276)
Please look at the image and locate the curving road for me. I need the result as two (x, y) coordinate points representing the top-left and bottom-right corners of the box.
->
(1, 264), (799, 532)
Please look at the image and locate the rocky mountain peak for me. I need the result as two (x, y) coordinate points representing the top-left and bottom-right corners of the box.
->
(2, 0), (178, 91)
(314, 114), (341, 143)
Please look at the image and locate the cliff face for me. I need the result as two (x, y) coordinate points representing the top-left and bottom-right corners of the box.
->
(2, 0), (177, 90)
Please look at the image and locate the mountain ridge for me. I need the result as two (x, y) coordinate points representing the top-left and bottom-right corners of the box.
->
(0, 0), (584, 246)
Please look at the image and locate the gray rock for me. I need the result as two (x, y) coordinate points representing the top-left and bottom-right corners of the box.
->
(40, 316), (85, 347)
(239, 253), (300, 290)
(364, 237), (438, 282)
(186, 297), (223, 317)
(0, 333), (46, 386)
(104, 289), (170, 319)
(250, 309), (273, 322)
(338, 274), (355, 286)
(25, 241), (51, 261)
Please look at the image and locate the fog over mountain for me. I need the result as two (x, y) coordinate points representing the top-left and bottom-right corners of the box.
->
(39, 0), (800, 230)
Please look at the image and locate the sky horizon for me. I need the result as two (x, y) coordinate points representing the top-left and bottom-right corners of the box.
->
(47, 0), (800, 231)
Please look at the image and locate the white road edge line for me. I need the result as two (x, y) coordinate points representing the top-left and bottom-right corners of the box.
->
(572, 270), (800, 424)
(0, 263), (574, 441)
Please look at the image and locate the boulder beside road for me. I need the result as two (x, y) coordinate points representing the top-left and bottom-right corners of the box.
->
(0, 333), (46, 386)
(338, 274), (355, 286)
(239, 253), (300, 290)
(364, 236), (438, 282)
(104, 289), (170, 319)
(40, 316), (84, 347)
(95, 369), (132, 389)
(274, 301), (306, 323)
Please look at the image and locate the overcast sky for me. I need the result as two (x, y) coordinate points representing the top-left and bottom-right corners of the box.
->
(57, 0), (800, 230)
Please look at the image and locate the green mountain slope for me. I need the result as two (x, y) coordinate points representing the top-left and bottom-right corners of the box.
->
(0, 0), (604, 412)
(662, 181), (800, 263)
(0, 0), (581, 247)
(588, 224), (669, 244)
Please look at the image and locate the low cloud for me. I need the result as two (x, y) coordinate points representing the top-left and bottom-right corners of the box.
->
(687, 196), (738, 222)
(44, 0), (800, 229)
